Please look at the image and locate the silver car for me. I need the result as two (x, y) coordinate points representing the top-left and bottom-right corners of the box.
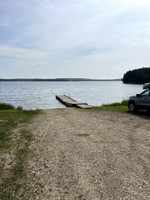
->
(128, 83), (150, 112)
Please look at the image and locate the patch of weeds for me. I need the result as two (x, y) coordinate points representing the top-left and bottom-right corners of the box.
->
(20, 129), (33, 143)
(0, 110), (40, 151)
(91, 100), (128, 113)
(58, 108), (66, 110)
(0, 130), (33, 199)
(0, 120), (17, 151)
(13, 162), (25, 179)
(78, 193), (84, 200)
(0, 191), (19, 200)
(0, 108), (40, 199)
(16, 106), (23, 110)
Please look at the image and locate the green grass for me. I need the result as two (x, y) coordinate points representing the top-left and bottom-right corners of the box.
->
(0, 105), (40, 199)
(92, 100), (128, 112)
(20, 129), (33, 143)
(0, 110), (40, 150)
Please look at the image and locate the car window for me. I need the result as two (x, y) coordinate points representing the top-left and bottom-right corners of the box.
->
(141, 90), (150, 96)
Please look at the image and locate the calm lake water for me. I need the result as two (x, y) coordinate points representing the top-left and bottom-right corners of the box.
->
(0, 81), (143, 110)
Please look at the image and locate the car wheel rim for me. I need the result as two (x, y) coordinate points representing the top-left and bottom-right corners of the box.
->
(129, 104), (134, 112)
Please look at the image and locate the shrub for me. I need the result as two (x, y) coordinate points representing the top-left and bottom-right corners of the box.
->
(0, 103), (15, 110)
(121, 100), (128, 106)
(17, 106), (23, 110)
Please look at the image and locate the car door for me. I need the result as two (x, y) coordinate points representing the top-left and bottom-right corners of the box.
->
(144, 90), (150, 107)
(138, 90), (150, 107)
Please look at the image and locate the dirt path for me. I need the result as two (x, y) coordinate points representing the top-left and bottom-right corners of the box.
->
(27, 108), (150, 200)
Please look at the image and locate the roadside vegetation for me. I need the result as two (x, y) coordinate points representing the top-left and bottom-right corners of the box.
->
(91, 100), (150, 117)
(0, 103), (40, 199)
(92, 100), (128, 112)
(0, 103), (23, 110)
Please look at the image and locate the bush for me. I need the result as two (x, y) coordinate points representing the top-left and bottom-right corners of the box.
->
(121, 100), (128, 106)
(0, 103), (15, 110)
(17, 106), (23, 110)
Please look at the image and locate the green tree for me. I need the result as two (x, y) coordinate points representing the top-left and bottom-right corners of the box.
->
(123, 67), (150, 84)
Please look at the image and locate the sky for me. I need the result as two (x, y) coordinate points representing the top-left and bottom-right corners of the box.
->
(0, 0), (150, 79)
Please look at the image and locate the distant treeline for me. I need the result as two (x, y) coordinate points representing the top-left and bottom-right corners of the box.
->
(123, 67), (150, 84)
(0, 78), (121, 82)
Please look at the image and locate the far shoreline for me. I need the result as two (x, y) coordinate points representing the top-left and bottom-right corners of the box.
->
(0, 78), (121, 82)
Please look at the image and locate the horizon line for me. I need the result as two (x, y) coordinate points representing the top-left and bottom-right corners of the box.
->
(0, 78), (122, 81)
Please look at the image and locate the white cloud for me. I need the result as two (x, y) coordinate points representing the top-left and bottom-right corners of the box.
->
(0, 0), (150, 78)
(0, 45), (47, 59)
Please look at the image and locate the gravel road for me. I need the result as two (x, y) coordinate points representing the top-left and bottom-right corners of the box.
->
(27, 108), (150, 200)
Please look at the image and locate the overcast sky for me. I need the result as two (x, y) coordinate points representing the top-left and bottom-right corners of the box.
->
(0, 0), (150, 79)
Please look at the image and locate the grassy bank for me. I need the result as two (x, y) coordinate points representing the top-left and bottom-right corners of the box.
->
(92, 100), (128, 112)
(0, 103), (40, 199)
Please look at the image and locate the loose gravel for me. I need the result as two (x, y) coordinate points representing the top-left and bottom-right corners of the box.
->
(26, 108), (150, 200)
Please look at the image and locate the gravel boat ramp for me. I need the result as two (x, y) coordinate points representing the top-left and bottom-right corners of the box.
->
(25, 108), (150, 200)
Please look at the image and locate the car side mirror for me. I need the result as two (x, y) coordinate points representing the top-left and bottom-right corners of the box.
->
(136, 94), (141, 98)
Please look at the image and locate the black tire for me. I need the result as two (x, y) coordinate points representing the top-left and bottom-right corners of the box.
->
(128, 102), (137, 112)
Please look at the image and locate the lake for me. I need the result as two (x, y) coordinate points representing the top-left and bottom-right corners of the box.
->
(0, 81), (143, 110)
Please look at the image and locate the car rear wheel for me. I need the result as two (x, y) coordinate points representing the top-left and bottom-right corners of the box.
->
(128, 102), (137, 112)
